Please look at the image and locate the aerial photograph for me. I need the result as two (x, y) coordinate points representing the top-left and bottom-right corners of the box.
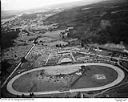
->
(1, 0), (128, 98)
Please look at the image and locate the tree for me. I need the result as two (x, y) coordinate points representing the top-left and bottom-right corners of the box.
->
(21, 57), (28, 63)
(80, 65), (86, 72)
(1, 60), (11, 75)
(81, 40), (84, 47)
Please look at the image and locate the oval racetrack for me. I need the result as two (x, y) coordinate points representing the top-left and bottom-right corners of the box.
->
(7, 63), (125, 96)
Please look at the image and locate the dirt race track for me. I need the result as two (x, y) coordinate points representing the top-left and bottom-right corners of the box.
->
(7, 63), (125, 96)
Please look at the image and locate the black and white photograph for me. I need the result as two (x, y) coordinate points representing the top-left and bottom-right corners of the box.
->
(1, 0), (128, 100)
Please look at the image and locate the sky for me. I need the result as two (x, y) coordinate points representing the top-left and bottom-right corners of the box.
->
(1, 0), (105, 11)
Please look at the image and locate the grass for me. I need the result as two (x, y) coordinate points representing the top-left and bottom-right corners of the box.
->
(11, 65), (118, 93)
(71, 65), (118, 89)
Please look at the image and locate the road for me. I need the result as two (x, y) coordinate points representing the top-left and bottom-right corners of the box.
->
(1, 44), (35, 88)
(80, 51), (128, 62)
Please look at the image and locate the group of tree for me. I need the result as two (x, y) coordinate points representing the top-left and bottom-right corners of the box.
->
(44, 1), (128, 45)
(1, 60), (11, 76)
(1, 29), (20, 49)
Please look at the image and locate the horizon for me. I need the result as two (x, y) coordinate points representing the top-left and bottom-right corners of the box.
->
(2, 0), (107, 11)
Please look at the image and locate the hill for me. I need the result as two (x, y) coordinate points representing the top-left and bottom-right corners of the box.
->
(44, 0), (128, 45)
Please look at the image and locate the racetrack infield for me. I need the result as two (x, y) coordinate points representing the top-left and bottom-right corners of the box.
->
(7, 63), (125, 95)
